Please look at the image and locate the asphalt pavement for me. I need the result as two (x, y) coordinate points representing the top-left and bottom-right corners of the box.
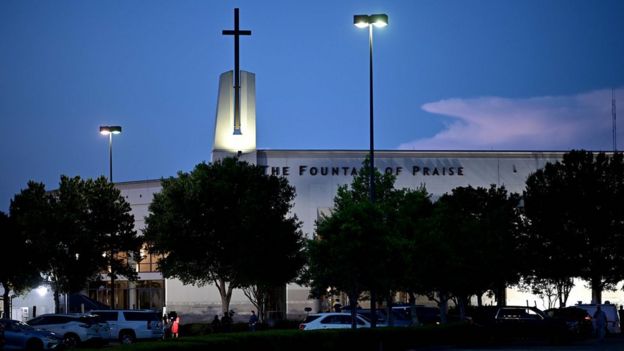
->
(421, 334), (624, 351)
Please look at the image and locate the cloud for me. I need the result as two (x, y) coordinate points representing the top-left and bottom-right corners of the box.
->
(399, 88), (624, 150)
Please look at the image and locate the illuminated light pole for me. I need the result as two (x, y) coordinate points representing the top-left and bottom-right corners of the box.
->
(353, 13), (387, 203)
(99, 125), (121, 309)
(99, 126), (122, 182)
(354, 12), (388, 328)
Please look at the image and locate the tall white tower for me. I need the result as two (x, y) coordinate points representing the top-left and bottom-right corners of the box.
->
(212, 8), (256, 162)
(212, 70), (256, 160)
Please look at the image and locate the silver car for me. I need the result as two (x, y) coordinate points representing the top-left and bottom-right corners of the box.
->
(28, 313), (108, 348)
(0, 319), (62, 350)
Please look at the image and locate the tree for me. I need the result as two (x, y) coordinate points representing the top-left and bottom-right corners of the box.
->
(524, 150), (624, 304)
(395, 188), (433, 325)
(144, 157), (305, 317)
(308, 158), (404, 328)
(419, 186), (522, 322)
(10, 176), (141, 312)
(309, 201), (391, 328)
(0, 211), (41, 318)
(85, 177), (142, 309)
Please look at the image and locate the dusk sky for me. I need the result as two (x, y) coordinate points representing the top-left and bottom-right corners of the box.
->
(1, 0), (623, 211)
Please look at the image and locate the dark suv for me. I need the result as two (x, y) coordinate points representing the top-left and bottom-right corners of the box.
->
(468, 306), (567, 339)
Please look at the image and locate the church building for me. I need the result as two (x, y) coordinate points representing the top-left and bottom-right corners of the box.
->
(6, 9), (621, 323)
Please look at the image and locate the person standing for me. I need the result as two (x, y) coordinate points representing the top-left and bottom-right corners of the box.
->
(211, 315), (221, 333)
(593, 306), (607, 341)
(249, 310), (259, 332)
(171, 314), (180, 338)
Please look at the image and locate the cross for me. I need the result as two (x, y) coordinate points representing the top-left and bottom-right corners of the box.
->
(223, 8), (251, 135)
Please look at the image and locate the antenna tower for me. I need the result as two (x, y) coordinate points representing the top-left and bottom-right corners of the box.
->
(613, 88), (617, 152)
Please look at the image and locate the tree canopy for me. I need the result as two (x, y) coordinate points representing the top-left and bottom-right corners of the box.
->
(524, 150), (624, 304)
(308, 158), (406, 327)
(144, 157), (305, 317)
(10, 176), (141, 312)
(0, 211), (41, 317)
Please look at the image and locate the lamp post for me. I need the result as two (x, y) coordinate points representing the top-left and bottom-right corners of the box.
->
(353, 14), (387, 203)
(354, 13), (387, 328)
(99, 125), (121, 309)
(99, 126), (122, 182)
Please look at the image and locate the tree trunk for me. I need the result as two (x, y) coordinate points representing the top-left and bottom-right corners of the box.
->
(2, 283), (10, 318)
(477, 292), (483, 307)
(386, 292), (394, 327)
(457, 294), (467, 321)
(215, 278), (233, 315)
(591, 277), (602, 304)
(408, 291), (420, 326)
(348, 291), (358, 329)
(495, 283), (507, 306)
(438, 291), (448, 324)
(53, 288), (60, 314)
(370, 290), (377, 328)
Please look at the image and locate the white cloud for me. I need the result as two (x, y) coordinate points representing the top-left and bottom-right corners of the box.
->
(399, 88), (624, 150)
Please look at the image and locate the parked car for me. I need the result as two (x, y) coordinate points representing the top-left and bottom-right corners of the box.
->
(299, 312), (371, 330)
(544, 307), (593, 337)
(494, 306), (567, 338)
(90, 310), (163, 344)
(392, 305), (440, 325)
(0, 318), (63, 350)
(574, 303), (621, 334)
(340, 307), (412, 327)
(28, 313), (107, 348)
(466, 305), (567, 340)
(81, 314), (112, 341)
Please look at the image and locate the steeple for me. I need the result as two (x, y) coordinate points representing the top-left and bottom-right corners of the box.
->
(212, 8), (256, 160)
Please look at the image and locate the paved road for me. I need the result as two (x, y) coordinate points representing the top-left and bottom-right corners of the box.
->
(427, 335), (624, 350)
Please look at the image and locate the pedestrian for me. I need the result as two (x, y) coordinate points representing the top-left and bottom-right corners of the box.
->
(593, 305), (607, 341)
(211, 314), (221, 333)
(221, 311), (232, 332)
(249, 310), (259, 332)
(162, 314), (171, 339)
(171, 314), (180, 338)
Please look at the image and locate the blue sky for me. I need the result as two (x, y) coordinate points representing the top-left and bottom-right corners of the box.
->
(1, 0), (623, 211)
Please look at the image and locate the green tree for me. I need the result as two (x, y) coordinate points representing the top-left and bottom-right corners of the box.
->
(0, 211), (41, 318)
(10, 177), (141, 312)
(309, 201), (390, 328)
(524, 150), (624, 304)
(308, 158), (404, 328)
(144, 157), (305, 317)
(395, 188), (434, 325)
(86, 177), (142, 309)
(421, 186), (522, 322)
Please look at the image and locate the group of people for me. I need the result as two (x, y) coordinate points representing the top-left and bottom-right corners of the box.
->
(211, 310), (259, 332)
(163, 311), (180, 339)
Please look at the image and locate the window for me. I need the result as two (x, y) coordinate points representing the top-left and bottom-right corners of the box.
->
(93, 311), (118, 321)
(124, 312), (160, 321)
(138, 252), (162, 273)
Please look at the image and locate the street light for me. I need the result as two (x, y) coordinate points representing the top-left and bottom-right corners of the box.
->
(354, 12), (388, 329)
(99, 125), (122, 182)
(353, 13), (387, 204)
(99, 125), (122, 309)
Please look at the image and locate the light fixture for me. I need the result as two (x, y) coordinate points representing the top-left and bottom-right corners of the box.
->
(99, 125), (122, 135)
(353, 14), (389, 28)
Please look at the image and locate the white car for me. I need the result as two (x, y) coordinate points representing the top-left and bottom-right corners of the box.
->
(299, 312), (371, 330)
(27, 314), (105, 348)
(90, 310), (163, 344)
